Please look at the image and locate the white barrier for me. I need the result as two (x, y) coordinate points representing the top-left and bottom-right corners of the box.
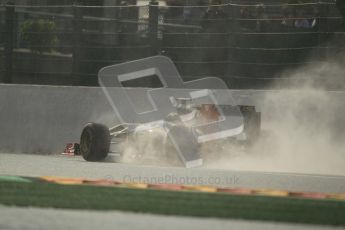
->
(0, 84), (117, 154)
(1, 84), (344, 154)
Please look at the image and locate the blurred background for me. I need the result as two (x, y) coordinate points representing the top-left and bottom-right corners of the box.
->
(0, 0), (344, 89)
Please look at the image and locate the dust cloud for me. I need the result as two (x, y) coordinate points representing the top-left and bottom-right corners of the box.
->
(109, 56), (345, 176)
(205, 56), (345, 176)
(116, 128), (182, 167)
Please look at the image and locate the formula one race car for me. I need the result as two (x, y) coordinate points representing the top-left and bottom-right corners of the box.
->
(79, 56), (261, 168)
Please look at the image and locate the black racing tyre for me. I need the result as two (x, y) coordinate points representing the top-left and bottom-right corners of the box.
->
(80, 123), (110, 161)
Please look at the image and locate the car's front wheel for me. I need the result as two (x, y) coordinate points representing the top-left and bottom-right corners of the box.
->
(80, 123), (110, 161)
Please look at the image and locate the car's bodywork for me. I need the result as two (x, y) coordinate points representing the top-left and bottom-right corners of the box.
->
(80, 56), (261, 167)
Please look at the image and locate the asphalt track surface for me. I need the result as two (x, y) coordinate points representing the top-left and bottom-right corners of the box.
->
(1, 153), (345, 194)
(1, 153), (345, 230)
(1, 205), (344, 230)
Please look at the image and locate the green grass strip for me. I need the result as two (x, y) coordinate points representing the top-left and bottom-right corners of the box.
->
(0, 175), (32, 183)
(0, 181), (344, 226)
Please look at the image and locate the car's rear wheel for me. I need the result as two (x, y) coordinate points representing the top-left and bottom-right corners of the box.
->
(80, 123), (110, 161)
